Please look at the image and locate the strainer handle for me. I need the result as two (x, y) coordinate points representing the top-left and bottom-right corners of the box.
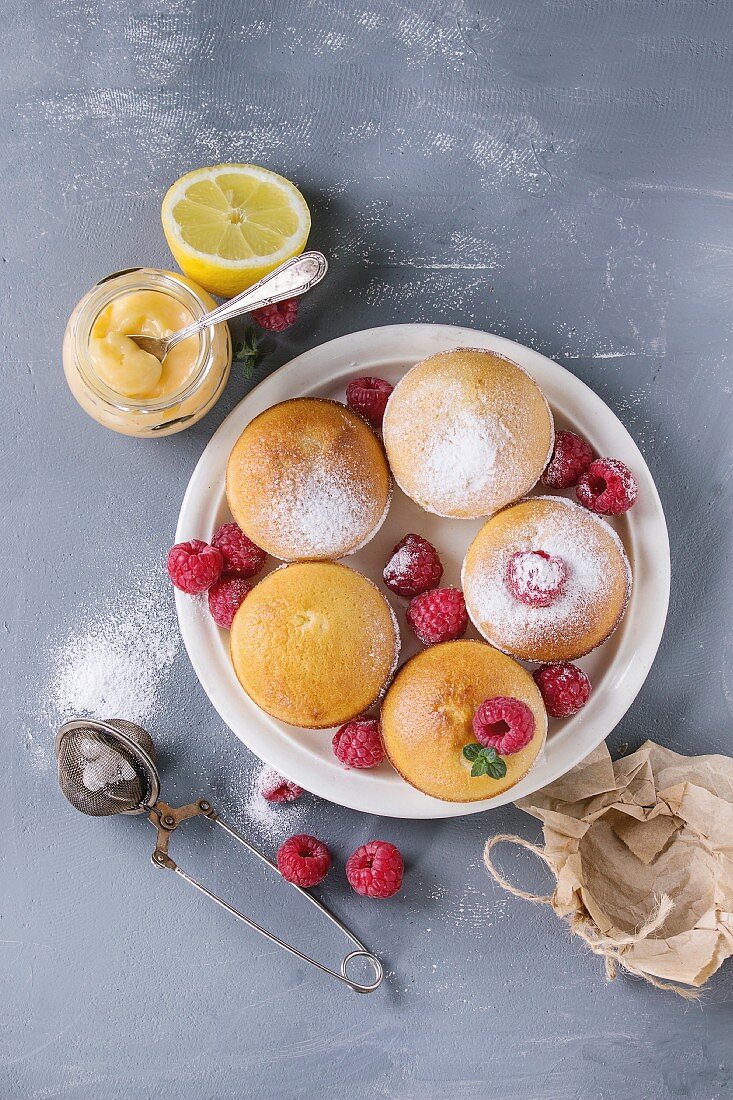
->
(149, 800), (383, 995)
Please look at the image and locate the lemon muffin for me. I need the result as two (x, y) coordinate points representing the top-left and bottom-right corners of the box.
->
(230, 562), (400, 728)
(462, 496), (632, 662)
(380, 640), (546, 802)
(226, 398), (391, 561)
(382, 348), (553, 519)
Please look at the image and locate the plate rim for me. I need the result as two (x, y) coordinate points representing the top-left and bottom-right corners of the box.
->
(175, 322), (670, 819)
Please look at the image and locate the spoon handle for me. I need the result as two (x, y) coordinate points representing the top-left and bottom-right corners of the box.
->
(167, 251), (328, 351)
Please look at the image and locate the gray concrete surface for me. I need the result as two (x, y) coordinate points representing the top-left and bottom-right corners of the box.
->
(2, 1), (732, 1097)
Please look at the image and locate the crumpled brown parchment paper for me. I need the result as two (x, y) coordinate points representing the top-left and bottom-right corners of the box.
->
(484, 740), (733, 997)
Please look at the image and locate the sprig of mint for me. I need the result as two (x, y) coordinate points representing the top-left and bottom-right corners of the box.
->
(463, 743), (508, 780)
(233, 327), (262, 381)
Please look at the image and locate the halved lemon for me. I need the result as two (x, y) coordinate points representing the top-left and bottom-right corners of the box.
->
(161, 164), (311, 298)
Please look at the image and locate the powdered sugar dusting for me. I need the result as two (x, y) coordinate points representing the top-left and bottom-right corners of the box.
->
(506, 550), (567, 606)
(463, 497), (631, 658)
(386, 543), (417, 578)
(511, 551), (564, 592)
(345, 481), (392, 555)
(268, 462), (377, 559)
(421, 406), (503, 513)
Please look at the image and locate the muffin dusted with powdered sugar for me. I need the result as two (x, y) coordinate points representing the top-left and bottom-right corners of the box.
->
(462, 496), (632, 662)
(226, 397), (391, 561)
(382, 348), (554, 519)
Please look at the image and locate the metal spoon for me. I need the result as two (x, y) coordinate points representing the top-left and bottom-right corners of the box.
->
(127, 251), (328, 363)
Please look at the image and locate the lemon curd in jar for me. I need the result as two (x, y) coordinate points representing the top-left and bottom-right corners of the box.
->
(63, 268), (231, 437)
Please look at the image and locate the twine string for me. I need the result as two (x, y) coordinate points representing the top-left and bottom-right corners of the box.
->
(483, 833), (555, 904)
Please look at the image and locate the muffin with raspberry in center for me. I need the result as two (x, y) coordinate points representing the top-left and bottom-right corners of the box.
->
(380, 639), (546, 802)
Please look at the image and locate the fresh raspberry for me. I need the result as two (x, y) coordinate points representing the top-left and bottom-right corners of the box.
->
(472, 696), (536, 755)
(346, 840), (403, 898)
(533, 662), (591, 718)
(277, 834), (331, 887)
(346, 376), (394, 427)
(207, 575), (252, 628)
(332, 717), (385, 769)
(406, 587), (468, 646)
(211, 522), (267, 578)
(576, 458), (638, 516)
(251, 297), (299, 332)
(259, 767), (304, 803)
(542, 429), (594, 489)
(505, 550), (567, 608)
(167, 539), (223, 595)
(383, 534), (443, 597)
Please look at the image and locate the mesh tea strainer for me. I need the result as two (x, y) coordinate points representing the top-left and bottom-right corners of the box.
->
(55, 717), (383, 994)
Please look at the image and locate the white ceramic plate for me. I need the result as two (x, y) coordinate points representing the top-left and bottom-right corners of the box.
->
(175, 324), (670, 819)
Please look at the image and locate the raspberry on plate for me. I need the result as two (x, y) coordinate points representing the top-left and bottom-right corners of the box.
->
(383, 533), (443, 598)
(406, 587), (468, 646)
(533, 662), (591, 718)
(346, 840), (403, 898)
(211, 522), (267, 578)
(576, 458), (638, 515)
(208, 575), (252, 628)
(259, 767), (304, 803)
(472, 696), (536, 755)
(505, 549), (567, 608)
(167, 539), (223, 594)
(277, 834), (331, 887)
(332, 717), (385, 769)
(251, 297), (299, 332)
(346, 376), (394, 427)
(542, 429), (594, 489)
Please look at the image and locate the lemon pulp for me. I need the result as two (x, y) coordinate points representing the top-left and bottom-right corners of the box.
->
(161, 164), (311, 298)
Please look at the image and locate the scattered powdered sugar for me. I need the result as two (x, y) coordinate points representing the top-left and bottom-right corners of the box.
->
(344, 481), (393, 556)
(463, 498), (631, 654)
(47, 577), (179, 728)
(238, 762), (309, 849)
(257, 764), (291, 799)
(267, 463), (378, 558)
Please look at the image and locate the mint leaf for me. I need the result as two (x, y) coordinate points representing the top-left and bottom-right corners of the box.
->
(486, 757), (508, 779)
(233, 327), (261, 380)
(465, 744), (508, 780)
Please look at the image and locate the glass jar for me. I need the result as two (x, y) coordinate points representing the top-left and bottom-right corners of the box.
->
(63, 268), (232, 437)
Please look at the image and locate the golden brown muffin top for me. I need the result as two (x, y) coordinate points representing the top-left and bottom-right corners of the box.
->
(381, 640), (546, 802)
(230, 562), (400, 729)
(227, 398), (391, 561)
